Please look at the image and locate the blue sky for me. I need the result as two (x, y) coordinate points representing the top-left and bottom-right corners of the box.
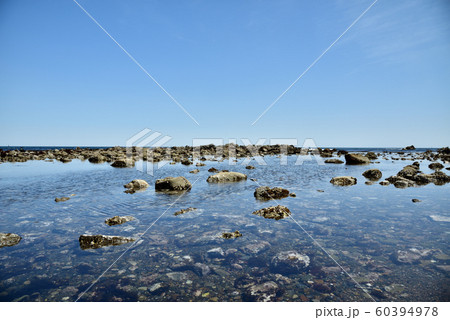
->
(0, 0), (449, 147)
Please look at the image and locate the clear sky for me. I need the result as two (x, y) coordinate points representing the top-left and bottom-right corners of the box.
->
(0, 0), (449, 147)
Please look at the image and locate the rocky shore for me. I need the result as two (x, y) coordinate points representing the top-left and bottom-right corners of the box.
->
(2, 145), (449, 165)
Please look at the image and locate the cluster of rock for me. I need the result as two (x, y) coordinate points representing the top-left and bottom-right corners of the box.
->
(0, 233), (21, 248)
(330, 176), (357, 186)
(385, 162), (450, 188)
(252, 205), (291, 220)
(78, 234), (135, 250)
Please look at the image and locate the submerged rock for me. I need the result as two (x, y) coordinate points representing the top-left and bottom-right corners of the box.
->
(79, 235), (135, 250)
(123, 179), (149, 193)
(362, 169), (382, 180)
(206, 171), (247, 183)
(270, 251), (310, 275)
(207, 247), (225, 258)
(174, 207), (197, 216)
(330, 176), (357, 186)
(254, 186), (290, 200)
(345, 153), (370, 165)
(189, 169), (200, 174)
(241, 241), (271, 255)
(222, 231), (242, 239)
(392, 248), (435, 264)
(244, 281), (279, 302)
(155, 176), (191, 192)
(55, 197), (70, 202)
(105, 216), (135, 226)
(252, 205), (291, 220)
(0, 233), (21, 248)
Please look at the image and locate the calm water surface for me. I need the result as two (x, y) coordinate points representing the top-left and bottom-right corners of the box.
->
(0, 154), (449, 301)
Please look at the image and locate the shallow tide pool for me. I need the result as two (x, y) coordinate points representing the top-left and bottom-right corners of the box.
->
(0, 155), (449, 301)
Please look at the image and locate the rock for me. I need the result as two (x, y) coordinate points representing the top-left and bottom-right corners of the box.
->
(207, 247), (225, 258)
(312, 280), (334, 293)
(379, 180), (390, 186)
(244, 281), (279, 302)
(245, 165), (255, 169)
(111, 159), (135, 168)
(222, 231), (242, 239)
(206, 172), (247, 183)
(429, 162), (444, 171)
(78, 235), (135, 250)
(403, 145), (416, 150)
(289, 193), (296, 197)
(181, 159), (193, 166)
(254, 186), (290, 200)
(345, 153), (370, 165)
(270, 251), (310, 275)
(123, 179), (149, 193)
(330, 176), (357, 186)
(55, 197), (70, 202)
(392, 248), (435, 264)
(412, 199), (421, 203)
(362, 169), (382, 180)
(174, 207), (197, 216)
(148, 283), (166, 294)
(88, 154), (105, 163)
(0, 233), (21, 248)
(208, 167), (219, 173)
(189, 169), (200, 174)
(365, 152), (378, 160)
(324, 159), (344, 164)
(398, 165), (419, 180)
(155, 176), (192, 192)
(241, 241), (271, 255)
(105, 216), (134, 226)
(195, 162), (205, 167)
(166, 272), (188, 281)
(386, 175), (415, 188)
(252, 205), (291, 220)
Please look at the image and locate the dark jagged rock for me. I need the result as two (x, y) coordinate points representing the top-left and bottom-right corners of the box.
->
(429, 162), (444, 171)
(222, 231), (242, 239)
(252, 205), (291, 220)
(0, 233), (21, 248)
(345, 153), (370, 165)
(208, 167), (219, 173)
(324, 159), (344, 164)
(55, 197), (70, 202)
(111, 159), (135, 168)
(79, 235), (135, 250)
(412, 199), (421, 203)
(245, 165), (255, 169)
(254, 186), (290, 200)
(330, 176), (357, 186)
(362, 169), (382, 180)
(174, 207), (197, 216)
(155, 176), (192, 192)
(403, 145), (416, 150)
(105, 216), (134, 226)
